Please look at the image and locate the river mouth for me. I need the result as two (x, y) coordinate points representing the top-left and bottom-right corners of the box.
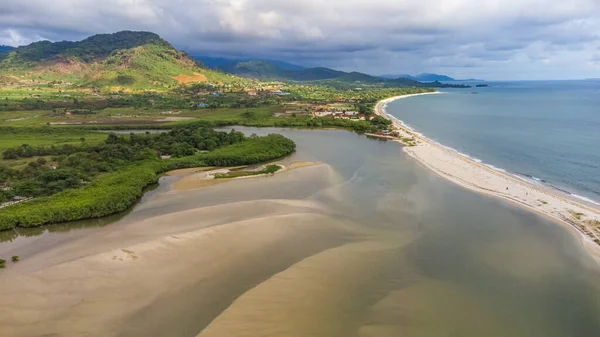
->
(0, 127), (599, 337)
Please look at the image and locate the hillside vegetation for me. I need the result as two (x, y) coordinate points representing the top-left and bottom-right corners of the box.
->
(0, 31), (242, 89)
(0, 45), (14, 54)
(217, 60), (470, 89)
(0, 31), (470, 90)
(196, 56), (305, 71)
(0, 31), (170, 65)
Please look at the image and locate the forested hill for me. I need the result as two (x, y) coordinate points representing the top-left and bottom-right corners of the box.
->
(0, 31), (239, 89)
(0, 31), (170, 65)
(214, 60), (471, 89)
(380, 73), (456, 81)
(0, 30), (470, 89)
(195, 56), (305, 71)
(219, 61), (343, 81)
(0, 45), (14, 54)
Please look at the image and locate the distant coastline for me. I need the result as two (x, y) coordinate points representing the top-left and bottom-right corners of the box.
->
(375, 93), (600, 263)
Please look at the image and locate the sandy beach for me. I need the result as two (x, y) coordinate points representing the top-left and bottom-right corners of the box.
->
(375, 93), (600, 262)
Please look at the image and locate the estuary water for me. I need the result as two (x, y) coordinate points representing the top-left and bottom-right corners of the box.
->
(1, 127), (599, 336)
(385, 80), (600, 206)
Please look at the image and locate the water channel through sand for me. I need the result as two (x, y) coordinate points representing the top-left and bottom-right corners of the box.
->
(0, 127), (599, 337)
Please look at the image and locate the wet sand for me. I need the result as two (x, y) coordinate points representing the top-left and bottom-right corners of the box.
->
(0, 200), (358, 336)
(1, 128), (599, 337)
(197, 240), (408, 337)
(0, 164), (392, 337)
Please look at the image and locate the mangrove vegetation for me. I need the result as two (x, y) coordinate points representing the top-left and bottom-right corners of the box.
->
(0, 125), (296, 229)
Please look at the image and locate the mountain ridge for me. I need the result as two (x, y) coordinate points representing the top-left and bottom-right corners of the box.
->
(209, 60), (471, 88)
(0, 31), (238, 89)
(0, 31), (171, 66)
(380, 73), (455, 81)
(0, 45), (14, 54)
(0, 31), (472, 90)
(380, 73), (484, 82)
(195, 56), (305, 71)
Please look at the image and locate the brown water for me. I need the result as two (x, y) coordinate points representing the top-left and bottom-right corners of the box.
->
(1, 127), (599, 337)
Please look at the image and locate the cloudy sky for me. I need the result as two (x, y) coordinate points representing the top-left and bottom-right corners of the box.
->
(1, 0), (600, 80)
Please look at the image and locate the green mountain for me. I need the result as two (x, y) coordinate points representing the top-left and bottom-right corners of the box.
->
(218, 60), (470, 88)
(195, 56), (305, 71)
(0, 45), (14, 54)
(222, 60), (291, 79)
(0, 31), (236, 89)
(0, 31), (470, 90)
(412, 73), (455, 81)
(217, 61), (341, 81)
(380, 73), (484, 82)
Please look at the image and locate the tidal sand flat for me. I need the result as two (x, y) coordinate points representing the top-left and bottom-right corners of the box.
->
(0, 169), (359, 337)
(376, 95), (600, 261)
(1, 128), (599, 336)
(171, 161), (321, 191)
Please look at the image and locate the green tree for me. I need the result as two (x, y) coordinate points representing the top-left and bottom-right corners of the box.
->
(106, 133), (119, 144)
(371, 116), (392, 129)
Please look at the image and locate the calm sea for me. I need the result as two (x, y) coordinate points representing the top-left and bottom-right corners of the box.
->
(385, 80), (600, 206)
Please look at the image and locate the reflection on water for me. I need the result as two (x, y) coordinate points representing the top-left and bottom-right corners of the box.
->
(0, 183), (160, 248)
(1, 127), (599, 337)
(0, 213), (122, 243)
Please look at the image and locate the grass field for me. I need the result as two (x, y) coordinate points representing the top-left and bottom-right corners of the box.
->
(0, 105), (283, 127)
(178, 106), (280, 120)
(0, 129), (107, 152)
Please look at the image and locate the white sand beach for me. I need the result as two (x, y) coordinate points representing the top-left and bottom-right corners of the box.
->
(375, 93), (600, 262)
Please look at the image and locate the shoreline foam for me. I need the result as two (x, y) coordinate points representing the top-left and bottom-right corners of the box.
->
(375, 93), (600, 264)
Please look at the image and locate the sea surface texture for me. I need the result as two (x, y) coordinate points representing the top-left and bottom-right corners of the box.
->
(386, 80), (600, 205)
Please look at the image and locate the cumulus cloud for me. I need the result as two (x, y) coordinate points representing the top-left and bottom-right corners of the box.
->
(1, 0), (599, 79)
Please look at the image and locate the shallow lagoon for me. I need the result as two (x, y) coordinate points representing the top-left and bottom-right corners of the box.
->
(1, 127), (599, 337)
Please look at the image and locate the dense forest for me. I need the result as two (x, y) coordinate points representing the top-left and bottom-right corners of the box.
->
(0, 31), (171, 65)
(212, 60), (472, 89)
(0, 127), (246, 201)
(0, 126), (296, 229)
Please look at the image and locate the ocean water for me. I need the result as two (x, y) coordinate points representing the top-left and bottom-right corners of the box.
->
(385, 80), (600, 206)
